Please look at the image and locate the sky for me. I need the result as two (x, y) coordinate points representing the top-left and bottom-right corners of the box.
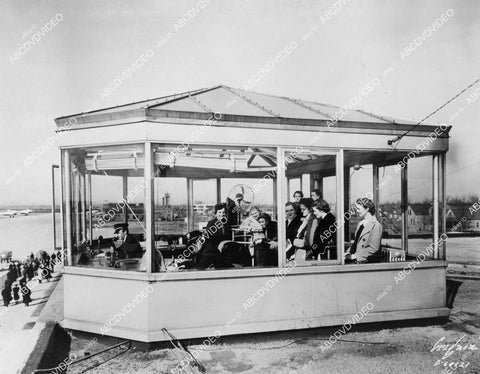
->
(0, 0), (479, 206)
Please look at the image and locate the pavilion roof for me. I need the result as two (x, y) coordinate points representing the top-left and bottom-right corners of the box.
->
(56, 85), (422, 126)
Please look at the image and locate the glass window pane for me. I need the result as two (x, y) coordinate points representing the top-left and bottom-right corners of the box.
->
(284, 150), (339, 266)
(378, 165), (403, 257)
(153, 144), (277, 272)
(67, 144), (146, 271)
(407, 156), (434, 259)
(288, 178), (302, 202)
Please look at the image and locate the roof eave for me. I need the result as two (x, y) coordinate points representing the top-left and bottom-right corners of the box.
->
(54, 107), (451, 139)
(54, 109), (147, 128)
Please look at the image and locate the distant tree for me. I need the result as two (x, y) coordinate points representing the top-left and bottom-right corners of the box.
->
(447, 195), (479, 205)
(466, 194), (480, 204)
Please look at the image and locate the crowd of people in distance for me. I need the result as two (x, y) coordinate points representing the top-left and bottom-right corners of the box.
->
(1, 250), (59, 308)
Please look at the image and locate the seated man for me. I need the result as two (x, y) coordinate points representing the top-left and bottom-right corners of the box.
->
(344, 198), (382, 264)
(285, 202), (302, 259)
(112, 223), (144, 259)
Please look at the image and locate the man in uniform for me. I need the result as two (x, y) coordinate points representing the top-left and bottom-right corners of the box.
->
(112, 223), (144, 259)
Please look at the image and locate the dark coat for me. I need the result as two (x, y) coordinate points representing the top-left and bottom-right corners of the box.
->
(117, 235), (144, 259)
(313, 212), (337, 259)
(20, 279), (31, 305)
(226, 198), (241, 227)
(196, 241), (233, 270)
(12, 283), (20, 301)
(196, 218), (233, 269)
(204, 218), (231, 250)
(2, 281), (12, 306)
(286, 215), (302, 244)
(263, 221), (278, 242)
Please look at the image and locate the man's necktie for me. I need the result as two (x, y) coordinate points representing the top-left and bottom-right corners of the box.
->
(350, 224), (364, 254)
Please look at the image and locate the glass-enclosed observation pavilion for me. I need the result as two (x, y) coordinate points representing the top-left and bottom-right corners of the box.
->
(56, 85), (450, 342)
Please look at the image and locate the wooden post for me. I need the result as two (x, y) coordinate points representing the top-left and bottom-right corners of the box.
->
(317, 177), (323, 198)
(439, 153), (447, 260)
(401, 164), (408, 255)
(81, 173), (87, 243)
(302, 174), (310, 198)
(216, 178), (221, 204)
(277, 147), (286, 268)
(310, 174), (317, 192)
(51, 165), (58, 253)
(287, 178), (290, 201)
(343, 164), (350, 243)
(145, 142), (154, 274)
(187, 178), (193, 232)
(433, 155), (440, 259)
(64, 150), (73, 266)
(338, 150), (345, 264)
(75, 171), (81, 251)
(122, 175), (128, 223)
(59, 155), (65, 262)
(87, 172), (93, 246)
(372, 165), (379, 220)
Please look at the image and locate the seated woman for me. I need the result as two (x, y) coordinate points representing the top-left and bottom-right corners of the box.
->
(256, 213), (278, 266)
(197, 204), (233, 269)
(240, 206), (265, 243)
(293, 198), (317, 260)
(344, 197), (383, 264)
(312, 199), (337, 260)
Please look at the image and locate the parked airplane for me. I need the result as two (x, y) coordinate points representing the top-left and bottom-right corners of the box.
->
(0, 209), (18, 218)
(19, 209), (33, 215)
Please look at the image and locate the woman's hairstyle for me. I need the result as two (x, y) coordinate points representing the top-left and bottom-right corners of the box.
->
(249, 205), (261, 215)
(214, 203), (225, 213)
(356, 197), (375, 215)
(293, 190), (304, 197)
(313, 199), (330, 213)
(311, 188), (323, 198)
(299, 197), (314, 210)
(258, 213), (272, 223)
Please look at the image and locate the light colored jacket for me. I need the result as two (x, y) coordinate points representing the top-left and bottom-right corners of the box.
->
(354, 216), (383, 262)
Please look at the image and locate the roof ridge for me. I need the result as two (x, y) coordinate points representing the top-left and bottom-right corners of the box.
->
(144, 85), (222, 109)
